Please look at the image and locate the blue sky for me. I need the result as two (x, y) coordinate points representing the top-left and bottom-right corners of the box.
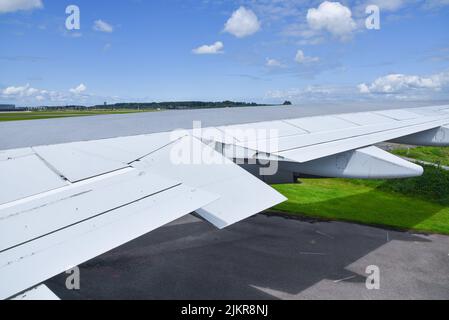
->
(0, 0), (448, 106)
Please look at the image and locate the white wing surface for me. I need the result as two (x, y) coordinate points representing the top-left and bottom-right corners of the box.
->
(0, 135), (284, 299)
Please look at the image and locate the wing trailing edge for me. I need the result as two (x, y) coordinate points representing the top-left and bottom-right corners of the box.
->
(11, 285), (60, 301)
(0, 167), (219, 300)
(132, 136), (287, 229)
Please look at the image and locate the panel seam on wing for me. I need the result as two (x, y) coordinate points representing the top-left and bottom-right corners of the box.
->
(0, 183), (183, 255)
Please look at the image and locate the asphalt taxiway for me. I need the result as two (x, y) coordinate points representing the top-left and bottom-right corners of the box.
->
(46, 213), (449, 300)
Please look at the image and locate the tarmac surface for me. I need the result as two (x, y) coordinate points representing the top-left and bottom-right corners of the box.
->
(46, 214), (449, 300)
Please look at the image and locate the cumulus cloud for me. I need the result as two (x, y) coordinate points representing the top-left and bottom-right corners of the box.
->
(0, 83), (122, 106)
(265, 71), (449, 103)
(307, 1), (356, 39)
(93, 20), (114, 33)
(192, 41), (224, 55)
(358, 72), (449, 95)
(357, 83), (371, 94)
(265, 85), (355, 102)
(295, 50), (319, 64)
(1, 84), (64, 104)
(0, 0), (42, 13)
(224, 6), (261, 38)
(69, 83), (87, 94)
(2, 84), (40, 97)
(266, 58), (283, 67)
(1, 83), (88, 102)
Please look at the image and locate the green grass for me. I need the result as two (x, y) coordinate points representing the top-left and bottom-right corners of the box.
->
(392, 146), (449, 167)
(272, 167), (449, 235)
(0, 109), (157, 122)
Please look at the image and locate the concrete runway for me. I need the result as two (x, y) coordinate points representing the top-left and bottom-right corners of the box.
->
(46, 214), (449, 300)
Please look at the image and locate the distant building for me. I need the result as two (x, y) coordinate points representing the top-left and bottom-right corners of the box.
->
(0, 104), (15, 111)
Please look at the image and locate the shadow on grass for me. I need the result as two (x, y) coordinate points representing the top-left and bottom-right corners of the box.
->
(271, 165), (449, 234)
(277, 187), (448, 235)
(375, 166), (449, 206)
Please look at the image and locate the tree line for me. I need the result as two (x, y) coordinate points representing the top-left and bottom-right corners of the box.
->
(32, 101), (276, 111)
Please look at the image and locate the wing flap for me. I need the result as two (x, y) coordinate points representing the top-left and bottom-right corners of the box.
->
(11, 285), (60, 301)
(0, 173), (218, 300)
(0, 154), (68, 205)
(32, 132), (181, 182)
(132, 136), (286, 229)
(0, 168), (181, 252)
(0, 148), (34, 161)
(33, 144), (128, 182)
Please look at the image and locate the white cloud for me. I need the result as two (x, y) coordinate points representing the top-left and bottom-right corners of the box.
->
(192, 41), (224, 55)
(0, 83), (122, 106)
(265, 85), (354, 102)
(69, 83), (87, 94)
(295, 50), (319, 64)
(266, 58), (283, 67)
(224, 6), (261, 38)
(265, 71), (449, 103)
(357, 83), (370, 93)
(2, 84), (88, 101)
(358, 72), (449, 96)
(93, 20), (114, 33)
(307, 1), (356, 39)
(1, 84), (61, 103)
(26, 87), (39, 95)
(0, 0), (42, 13)
(2, 84), (40, 97)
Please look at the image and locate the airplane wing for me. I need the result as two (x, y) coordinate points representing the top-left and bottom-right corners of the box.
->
(1, 104), (449, 299)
